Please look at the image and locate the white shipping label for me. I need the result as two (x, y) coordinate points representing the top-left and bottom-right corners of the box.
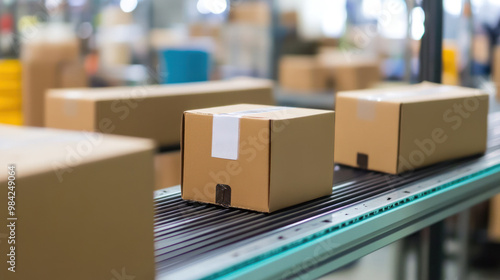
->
(210, 106), (289, 160)
(212, 115), (241, 160)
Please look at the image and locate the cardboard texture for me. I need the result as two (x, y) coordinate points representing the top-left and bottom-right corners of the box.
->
(155, 150), (181, 190)
(0, 125), (155, 280)
(335, 82), (489, 174)
(22, 38), (87, 127)
(279, 56), (329, 92)
(181, 104), (335, 212)
(45, 78), (275, 147)
(489, 194), (500, 242)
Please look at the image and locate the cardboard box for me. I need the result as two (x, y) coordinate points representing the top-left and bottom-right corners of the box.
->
(46, 78), (275, 147)
(100, 42), (132, 66)
(149, 28), (186, 51)
(318, 49), (380, 91)
(189, 23), (221, 39)
(279, 51), (379, 93)
(489, 194), (500, 242)
(493, 46), (500, 93)
(181, 104), (335, 212)
(493, 46), (500, 82)
(0, 125), (155, 279)
(279, 55), (329, 92)
(334, 82), (488, 174)
(280, 11), (298, 27)
(332, 63), (380, 91)
(100, 6), (133, 27)
(220, 24), (271, 77)
(22, 37), (87, 127)
(229, 2), (270, 26)
(155, 150), (181, 190)
(472, 34), (489, 65)
(319, 37), (339, 48)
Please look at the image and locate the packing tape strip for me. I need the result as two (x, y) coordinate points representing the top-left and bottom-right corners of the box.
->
(211, 107), (289, 160)
(357, 85), (455, 121)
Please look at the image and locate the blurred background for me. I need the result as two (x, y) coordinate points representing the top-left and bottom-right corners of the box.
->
(2, 0), (500, 115)
(2, 0), (500, 279)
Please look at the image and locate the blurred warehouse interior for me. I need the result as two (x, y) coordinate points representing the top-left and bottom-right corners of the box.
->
(1, 1), (497, 87)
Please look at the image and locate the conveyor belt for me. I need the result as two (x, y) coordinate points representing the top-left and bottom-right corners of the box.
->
(154, 112), (500, 279)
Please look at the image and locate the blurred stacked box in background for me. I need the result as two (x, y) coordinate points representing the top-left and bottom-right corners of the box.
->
(228, 1), (270, 26)
(318, 48), (380, 91)
(221, 1), (271, 79)
(44, 78), (274, 146)
(0, 59), (22, 125)
(155, 151), (181, 190)
(44, 78), (274, 190)
(279, 49), (380, 93)
(279, 55), (328, 92)
(98, 6), (136, 67)
(21, 24), (88, 127)
(492, 45), (500, 99)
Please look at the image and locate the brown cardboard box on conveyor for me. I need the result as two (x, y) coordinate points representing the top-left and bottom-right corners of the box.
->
(181, 104), (335, 212)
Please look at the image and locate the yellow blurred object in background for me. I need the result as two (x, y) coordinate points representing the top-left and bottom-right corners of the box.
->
(0, 110), (23, 125)
(0, 96), (21, 111)
(0, 59), (23, 125)
(442, 44), (459, 85)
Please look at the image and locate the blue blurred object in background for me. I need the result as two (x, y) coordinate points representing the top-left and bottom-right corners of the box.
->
(158, 49), (211, 84)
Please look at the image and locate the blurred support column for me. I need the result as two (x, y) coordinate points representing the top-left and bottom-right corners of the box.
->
(12, 0), (18, 58)
(427, 221), (445, 280)
(147, 0), (155, 72)
(395, 233), (420, 280)
(404, 0), (415, 83)
(270, 0), (280, 80)
(419, 0), (443, 83)
(457, 209), (471, 280)
(394, 239), (407, 280)
(419, 1), (445, 280)
(418, 228), (431, 280)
